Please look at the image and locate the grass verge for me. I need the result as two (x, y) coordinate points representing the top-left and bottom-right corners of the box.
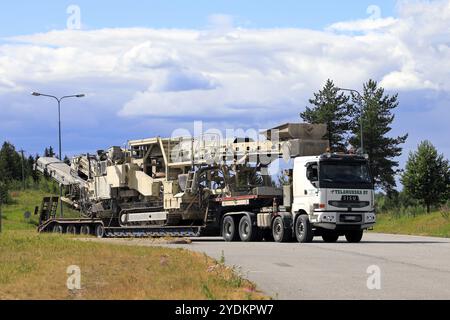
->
(372, 210), (450, 238)
(0, 190), (266, 300)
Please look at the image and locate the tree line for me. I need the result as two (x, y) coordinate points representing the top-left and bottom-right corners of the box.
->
(302, 78), (449, 213)
(0, 143), (61, 204)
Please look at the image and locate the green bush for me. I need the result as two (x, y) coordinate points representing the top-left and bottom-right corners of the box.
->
(376, 191), (429, 218)
(38, 178), (59, 193)
(0, 181), (11, 204)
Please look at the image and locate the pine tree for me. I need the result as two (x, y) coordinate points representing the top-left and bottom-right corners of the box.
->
(26, 155), (34, 175)
(0, 180), (9, 204)
(0, 142), (22, 182)
(401, 141), (449, 213)
(48, 146), (55, 157)
(349, 80), (408, 193)
(30, 153), (41, 184)
(300, 79), (351, 152)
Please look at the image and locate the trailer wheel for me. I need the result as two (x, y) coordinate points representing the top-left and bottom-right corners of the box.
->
(80, 225), (91, 236)
(66, 225), (77, 235)
(272, 216), (291, 243)
(95, 224), (105, 238)
(52, 224), (64, 234)
(238, 215), (260, 242)
(295, 215), (313, 243)
(345, 230), (363, 243)
(322, 231), (339, 243)
(222, 216), (239, 242)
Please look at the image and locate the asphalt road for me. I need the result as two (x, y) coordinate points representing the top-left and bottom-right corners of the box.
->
(92, 233), (450, 299)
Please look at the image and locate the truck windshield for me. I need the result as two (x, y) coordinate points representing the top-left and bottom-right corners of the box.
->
(319, 161), (372, 188)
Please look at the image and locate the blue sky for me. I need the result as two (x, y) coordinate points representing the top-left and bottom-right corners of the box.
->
(1, 1), (395, 36)
(0, 0), (449, 188)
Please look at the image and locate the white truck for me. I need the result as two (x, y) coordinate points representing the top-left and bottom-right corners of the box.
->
(265, 152), (376, 243)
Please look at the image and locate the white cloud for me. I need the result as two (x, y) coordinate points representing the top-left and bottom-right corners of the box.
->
(328, 17), (398, 32)
(118, 41), (181, 71)
(380, 70), (438, 90)
(0, 0), (449, 125)
(0, 77), (20, 93)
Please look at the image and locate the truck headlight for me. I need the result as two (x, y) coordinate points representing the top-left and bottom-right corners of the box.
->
(321, 214), (336, 222)
(365, 213), (376, 222)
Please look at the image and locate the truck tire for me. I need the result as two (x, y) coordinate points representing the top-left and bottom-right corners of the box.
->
(238, 215), (258, 242)
(272, 216), (291, 243)
(295, 215), (314, 243)
(322, 231), (339, 243)
(95, 224), (105, 238)
(222, 216), (239, 242)
(66, 225), (77, 235)
(345, 230), (363, 243)
(80, 225), (91, 236)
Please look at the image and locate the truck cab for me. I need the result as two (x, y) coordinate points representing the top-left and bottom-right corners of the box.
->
(289, 153), (376, 243)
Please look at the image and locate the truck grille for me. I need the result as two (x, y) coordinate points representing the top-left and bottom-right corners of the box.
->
(328, 200), (370, 208)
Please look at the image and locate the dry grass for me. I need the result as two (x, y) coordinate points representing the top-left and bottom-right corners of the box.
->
(0, 231), (266, 300)
(0, 191), (267, 300)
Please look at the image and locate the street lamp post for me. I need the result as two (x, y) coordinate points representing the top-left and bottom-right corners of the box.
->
(32, 92), (85, 218)
(337, 87), (365, 154)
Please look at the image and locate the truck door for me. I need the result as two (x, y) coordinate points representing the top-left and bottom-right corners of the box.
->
(305, 162), (321, 212)
(293, 161), (319, 213)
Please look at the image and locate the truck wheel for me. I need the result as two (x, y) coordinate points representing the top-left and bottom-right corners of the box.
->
(238, 215), (261, 242)
(345, 230), (363, 243)
(80, 225), (91, 236)
(272, 216), (291, 243)
(95, 224), (105, 238)
(222, 216), (239, 242)
(53, 225), (64, 234)
(295, 215), (313, 243)
(66, 225), (77, 235)
(322, 231), (339, 243)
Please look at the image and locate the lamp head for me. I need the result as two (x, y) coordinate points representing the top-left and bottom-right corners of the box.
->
(31, 92), (41, 96)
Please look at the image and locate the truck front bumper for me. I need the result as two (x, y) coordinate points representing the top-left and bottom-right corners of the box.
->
(314, 222), (375, 231)
(312, 211), (376, 231)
